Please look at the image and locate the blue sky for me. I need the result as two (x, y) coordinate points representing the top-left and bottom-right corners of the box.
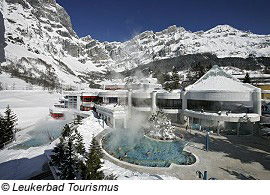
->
(56, 0), (270, 42)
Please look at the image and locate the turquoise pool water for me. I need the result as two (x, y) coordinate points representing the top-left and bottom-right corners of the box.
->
(13, 119), (71, 149)
(102, 129), (195, 167)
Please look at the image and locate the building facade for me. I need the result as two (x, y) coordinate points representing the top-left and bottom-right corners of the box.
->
(52, 66), (262, 135)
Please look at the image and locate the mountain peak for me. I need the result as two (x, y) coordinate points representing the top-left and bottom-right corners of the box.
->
(80, 35), (92, 42)
(206, 24), (240, 34)
(161, 25), (186, 34)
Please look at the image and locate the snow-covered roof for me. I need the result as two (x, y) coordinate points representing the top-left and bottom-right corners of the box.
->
(186, 65), (258, 92)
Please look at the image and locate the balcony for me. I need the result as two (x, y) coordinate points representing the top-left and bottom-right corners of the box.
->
(159, 108), (181, 114)
(82, 102), (95, 107)
(184, 109), (260, 122)
(59, 97), (68, 102)
(95, 104), (127, 118)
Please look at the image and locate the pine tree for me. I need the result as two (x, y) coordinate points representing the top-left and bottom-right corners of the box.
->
(74, 130), (85, 155)
(79, 160), (88, 179)
(82, 135), (104, 180)
(163, 81), (172, 91)
(0, 114), (5, 147)
(60, 136), (77, 180)
(153, 69), (164, 84)
(61, 124), (72, 138)
(184, 62), (212, 88)
(50, 138), (66, 169)
(243, 72), (251, 83)
(3, 105), (17, 142)
(163, 72), (171, 83)
(73, 115), (83, 125)
(171, 67), (180, 89)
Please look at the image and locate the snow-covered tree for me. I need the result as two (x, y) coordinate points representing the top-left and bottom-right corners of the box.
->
(171, 67), (180, 89)
(61, 124), (72, 138)
(0, 114), (5, 147)
(3, 105), (17, 142)
(50, 138), (66, 169)
(73, 115), (83, 125)
(74, 129), (85, 155)
(59, 136), (78, 180)
(81, 135), (104, 180)
(147, 111), (176, 140)
(243, 72), (251, 83)
(51, 119), (116, 180)
(184, 62), (212, 88)
(51, 124), (80, 179)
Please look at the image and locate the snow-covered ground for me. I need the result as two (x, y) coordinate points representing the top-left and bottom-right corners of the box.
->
(0, 89), (61, 128)
(0, 72), (42, 90)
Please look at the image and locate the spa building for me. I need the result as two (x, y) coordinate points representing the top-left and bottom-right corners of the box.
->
(51, 65), (262, 135)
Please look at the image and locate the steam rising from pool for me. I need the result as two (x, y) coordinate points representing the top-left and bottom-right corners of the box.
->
(14, 112), (74, 149)
(102, 129), (195, 167)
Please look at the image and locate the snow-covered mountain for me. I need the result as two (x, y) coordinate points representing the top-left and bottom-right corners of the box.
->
(0, 0), (270, 87)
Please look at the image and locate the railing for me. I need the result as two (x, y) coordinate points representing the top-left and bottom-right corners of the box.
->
(95, 104), (126, 113)
(158, 106), (181, 109)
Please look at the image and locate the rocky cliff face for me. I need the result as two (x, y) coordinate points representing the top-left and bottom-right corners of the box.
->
(0, 0), (6, 63)
(0, 0), (270, 87)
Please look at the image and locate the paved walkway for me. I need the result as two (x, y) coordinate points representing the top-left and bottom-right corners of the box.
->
(97, 128), (270, 180)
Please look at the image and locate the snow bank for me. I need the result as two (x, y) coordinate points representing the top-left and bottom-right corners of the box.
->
(77, 111), (108, 149)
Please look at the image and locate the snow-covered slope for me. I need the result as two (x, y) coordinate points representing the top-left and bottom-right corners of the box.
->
(110, 25), (270, 71)
(0, 0), (103, 87)
(0, 0), (270, 85)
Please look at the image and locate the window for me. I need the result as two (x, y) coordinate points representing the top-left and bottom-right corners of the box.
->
(132, 98), (152, 107)
(157, 99), (182, 109)
(187, 100), (253, 113)
(109, 97), (118, 104)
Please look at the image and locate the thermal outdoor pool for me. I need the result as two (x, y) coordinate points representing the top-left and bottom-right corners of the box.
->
(13, 117), (72, 149)
(102, 129), (196, 167)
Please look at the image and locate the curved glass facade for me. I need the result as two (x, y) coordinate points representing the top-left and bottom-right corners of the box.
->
(157, 99), (182, 109)
(187, 100), (254, 113)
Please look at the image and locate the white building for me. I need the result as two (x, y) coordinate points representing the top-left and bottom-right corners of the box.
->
(183, 65), (261, 135)
(54, 65), (262, 135)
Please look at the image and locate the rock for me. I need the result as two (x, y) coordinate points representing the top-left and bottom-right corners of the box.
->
(0, 10), (6, 63)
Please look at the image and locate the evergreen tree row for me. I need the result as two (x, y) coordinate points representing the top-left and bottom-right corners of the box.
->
(50, 116), (116, 180)
(0, 105), (18, 149)
(153, 67), (180, 91)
